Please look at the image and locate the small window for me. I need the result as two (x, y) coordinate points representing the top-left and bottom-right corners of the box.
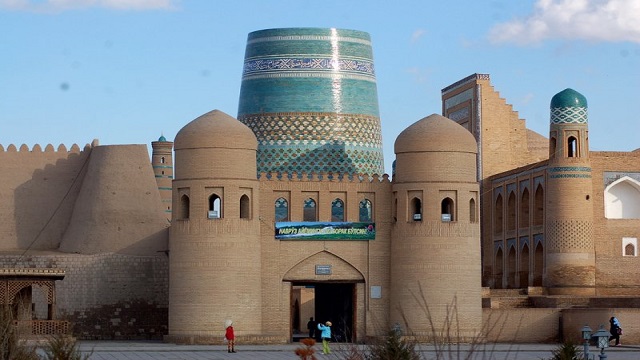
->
(441, 197), (454, 222)
(208, 194), (222, 219)
(303, 198), (317, 222)
(240, 194), (250, 219)
(625, 244), (635, 256)
(161, 156), (166, 164)
(275, 197), (289, 222)
(469, 198), (476, 223)
(331, 198), (345, 222)
(359, 199), (372, 222)
(179, 194), (190, 219)
(623, 237), (637, 257)
(568, 136), (578, 158)
(411, 197), (422, 221)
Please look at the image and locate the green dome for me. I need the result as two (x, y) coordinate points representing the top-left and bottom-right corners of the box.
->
(550, 88), (588, 125)
(158, 135), (167, 142)
(550, 88), (587, 108)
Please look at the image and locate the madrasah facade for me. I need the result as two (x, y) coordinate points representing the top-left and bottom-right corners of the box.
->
(0, 28), (638, 344)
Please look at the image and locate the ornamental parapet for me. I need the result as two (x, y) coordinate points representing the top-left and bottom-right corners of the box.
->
(258, 171), (390, 183)
(0, 139), (98, 153)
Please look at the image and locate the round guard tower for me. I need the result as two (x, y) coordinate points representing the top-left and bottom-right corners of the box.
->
(545, 89), (595, 295)
(167, 110), (262, 343)
(390, 114), (482, 341)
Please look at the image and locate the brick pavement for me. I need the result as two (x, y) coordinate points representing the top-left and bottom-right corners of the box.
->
(62, 341), (640, 360)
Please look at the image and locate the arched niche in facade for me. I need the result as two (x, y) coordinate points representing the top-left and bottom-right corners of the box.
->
(604, 176), (640, 219)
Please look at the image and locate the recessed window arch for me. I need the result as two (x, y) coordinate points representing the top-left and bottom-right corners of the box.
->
(179, 194), (190, 220)
(604, 176), (640, 219)
(494, 247), (504, 289)
(520, 188), (530, 228)
(533, 184), (544, 226)
(275, 197), (289, 222)
(567, 136), (578, 157)
(410, 197), (422, 221)
(469, 198), (477, 223)
(622, 237), (637, 257)
(441, 197), (454, 222)
(161, 156), (166, 164)
(359, 199), (372, 222)
(303, 198), (317, 222)
(533, 240), (544, 286)
(331, 198), (345, 222)
(208, 194), (222, 219)
(240, 194), (251, 219)
(494, 193), (504, 234)
(506, 191), (516, 231)
(550, 137), (557, 159)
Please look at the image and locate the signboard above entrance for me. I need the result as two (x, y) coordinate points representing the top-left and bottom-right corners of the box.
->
(275, 222), (375, 241)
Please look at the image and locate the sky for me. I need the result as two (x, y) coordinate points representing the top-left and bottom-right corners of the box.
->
(1, 0), (639, 175)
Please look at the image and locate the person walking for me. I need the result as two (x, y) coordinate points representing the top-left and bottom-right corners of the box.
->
(317, 321), (332, 355)
(225, 320), (236, 353)
(609, 316), (622, 346)
(306, 317), (316, 339)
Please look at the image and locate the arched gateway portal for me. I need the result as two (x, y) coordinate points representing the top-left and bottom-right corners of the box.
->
(284, 251), (365, 343)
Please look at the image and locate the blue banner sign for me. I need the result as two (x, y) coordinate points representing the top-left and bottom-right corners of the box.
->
(275, 222), (375, 240)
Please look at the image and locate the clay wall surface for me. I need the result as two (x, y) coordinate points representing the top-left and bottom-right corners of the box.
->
(59, 144), (169, 255)
(258, 173), (392, 340)
(0, 253), (168, 340)
(590, 151), (640, 293)
(441, 75), (548, 181)
(483, 308), (561, 343)
(484, 307), (639, 343)
(0, 143), (92, 251)
(562, 308), (640, 345)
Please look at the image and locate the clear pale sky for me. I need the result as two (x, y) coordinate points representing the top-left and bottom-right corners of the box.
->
(1, 0), (639, 175)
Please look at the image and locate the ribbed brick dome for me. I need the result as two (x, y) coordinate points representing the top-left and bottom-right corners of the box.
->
(394, 114), (476, 154)
(174, 110), (257, 151)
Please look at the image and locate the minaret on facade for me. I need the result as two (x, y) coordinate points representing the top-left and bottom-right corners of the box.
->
(544, 88), (595, 295)
(151, 135), (174, 221)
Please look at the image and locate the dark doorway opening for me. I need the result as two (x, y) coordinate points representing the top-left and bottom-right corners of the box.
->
(291, 282), (355, 343)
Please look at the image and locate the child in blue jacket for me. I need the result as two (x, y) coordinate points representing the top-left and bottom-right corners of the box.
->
(317, 321), (332, 354)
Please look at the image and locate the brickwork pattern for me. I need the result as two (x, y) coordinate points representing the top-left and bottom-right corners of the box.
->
(0, 253), (168, 339)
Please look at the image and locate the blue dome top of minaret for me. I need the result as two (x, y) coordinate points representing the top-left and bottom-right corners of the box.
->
(550, 88), (588, 124)
(158, 135), (167, 142)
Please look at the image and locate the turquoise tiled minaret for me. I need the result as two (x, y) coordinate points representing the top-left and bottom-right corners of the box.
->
(237, 28), (384, 176)
(545, 88), (595, 295)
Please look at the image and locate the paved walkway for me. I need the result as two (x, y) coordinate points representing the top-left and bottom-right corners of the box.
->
(63, 341), (639, 360)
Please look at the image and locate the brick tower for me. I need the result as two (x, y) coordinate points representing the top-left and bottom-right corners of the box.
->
(544, 88), (595, 295)
(167, 110), (262, 343)
(151, 135), (173, 221)
(390, 114), (482, 341)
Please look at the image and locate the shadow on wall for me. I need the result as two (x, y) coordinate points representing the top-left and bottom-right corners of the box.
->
(13, 148), (90, 251)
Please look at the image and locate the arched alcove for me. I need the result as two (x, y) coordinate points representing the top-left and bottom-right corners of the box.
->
(494, 194), (503, 234)
(533, 184), (544, 226)
(520, 243), (530, 288)
(506, 192), (516, 231)
(179, 194), (190, 220)
(507, 244), (517, 288)
(240, 194), (251, 219)
(520, 188), (530, 228)
(494, 248), (504, 289)
(604, 176), (640, 219)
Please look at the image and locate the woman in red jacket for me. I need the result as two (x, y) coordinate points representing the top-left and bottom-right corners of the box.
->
(225, 320), (236, 353)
